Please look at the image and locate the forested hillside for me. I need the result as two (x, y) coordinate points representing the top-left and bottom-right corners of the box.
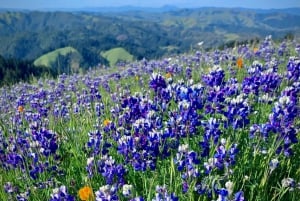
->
(0, 7), (300, 86)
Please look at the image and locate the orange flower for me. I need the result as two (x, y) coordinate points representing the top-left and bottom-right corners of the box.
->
(236, 57), (243, 69)
(103, 119), (111, 127)
(18, 105), (24, 113)
(165, 72), (172, 79)
(78, 186), (94, 201)
(253, 47), (259, 53)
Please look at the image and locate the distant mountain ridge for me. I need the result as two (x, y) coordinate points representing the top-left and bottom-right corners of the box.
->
(77, 5), (180, 13)
(1, 6), (300, 14)
(0, 5), (180, 13)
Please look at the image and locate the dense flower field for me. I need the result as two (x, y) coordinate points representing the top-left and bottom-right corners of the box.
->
(0, 36), (300, 201)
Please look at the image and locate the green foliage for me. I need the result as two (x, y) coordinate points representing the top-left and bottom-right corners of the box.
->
(0, 54), (54, 86)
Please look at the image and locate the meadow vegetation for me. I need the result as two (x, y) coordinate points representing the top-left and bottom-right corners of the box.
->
(0, 36), (300, 201)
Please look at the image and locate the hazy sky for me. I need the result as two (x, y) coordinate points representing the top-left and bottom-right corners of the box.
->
(1, 0), (300, 9)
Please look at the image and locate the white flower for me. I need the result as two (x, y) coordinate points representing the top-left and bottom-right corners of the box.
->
(178, 144), (189, 153)
(220, 138), (226, 145)
(269, 158), (279, 171)
(198, 41), (204, 46)
(87, 157), (94, 166)
(281, 178), (295, 189)
(225, 181), (234, 196)
(122, 184), (133, 197)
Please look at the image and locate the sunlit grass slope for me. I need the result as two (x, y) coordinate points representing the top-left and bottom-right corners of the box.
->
(101, 47), (134, 67)
(33, 46), (79, 67)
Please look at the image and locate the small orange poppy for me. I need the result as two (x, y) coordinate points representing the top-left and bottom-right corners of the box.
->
(103, 119), (111, 127)
(253, 47), (259, 53)
(165, 72), (172, 79)
(18, 105), (24, 113)
(236, 57), (243, 69)
(78, 186), (94, 201)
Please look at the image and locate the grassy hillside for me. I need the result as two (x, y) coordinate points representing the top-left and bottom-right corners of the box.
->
(101, 47), (134, 67)
(33, 46), (79, 67)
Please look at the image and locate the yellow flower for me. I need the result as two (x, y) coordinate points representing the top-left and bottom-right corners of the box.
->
(253, 47), (259, 53)
(78, 186), (94, 201)
(135, 76), (139, 81)
(18, 105), (24, 113)
(103, 119), (111, 127)
(236, 57), (243, 69)
(165, 72), (172, 79)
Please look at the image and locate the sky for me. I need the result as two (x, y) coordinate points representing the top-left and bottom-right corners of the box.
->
(0, 0), (300, 10)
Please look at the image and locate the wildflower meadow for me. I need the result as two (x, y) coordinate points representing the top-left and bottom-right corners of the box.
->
(0, 36), (300, 201)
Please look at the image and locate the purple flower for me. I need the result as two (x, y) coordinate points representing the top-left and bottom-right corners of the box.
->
(95, 185), (118, 201)
(234, 191), (245, 201)
(224, 94), (251, 129)
(215, 188), (228, 201)
(286, 57), (300, 82)
(152, 185), (178, 201)
(17, 190), (30, 201)
(259, 71), (282, 93)
(202, 66), (225, 87)
(49, 185), (75, 201)
(130, 197), (144, 201)
(97, 155), (126, 186)
(149, 73), (167, 91)
(4, 182), (15, 194)
(87, 130), (111, 156)
(199, 118), (222, 157)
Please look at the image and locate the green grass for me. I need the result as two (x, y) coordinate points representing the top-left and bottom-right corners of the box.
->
(101, 47), (134, 67)
(33, 46), (79, 67)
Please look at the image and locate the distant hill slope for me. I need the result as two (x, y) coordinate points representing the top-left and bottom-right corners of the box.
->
(101, 47), (134, 67)
(33, 47), (82, 73)
(34, 47), (79, 67)
(0, 7), (299, 68)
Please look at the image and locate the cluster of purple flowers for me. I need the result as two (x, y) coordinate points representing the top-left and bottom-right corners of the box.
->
(286, 57), (300, 82)
(97, 155), (126, 186)
(202, 65), (226, 87)
(224, 94), (251, 129)
(251, 82), (299, 156)
(242, 60), (282, 96)
(174, 144), (200, 193)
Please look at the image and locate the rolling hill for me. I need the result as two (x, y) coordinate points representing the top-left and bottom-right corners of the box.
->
(34, 46), (79, 67)
(101, 47), (134, 67)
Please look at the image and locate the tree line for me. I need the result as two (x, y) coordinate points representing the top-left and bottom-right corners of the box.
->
(0, 55), (56, 86)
